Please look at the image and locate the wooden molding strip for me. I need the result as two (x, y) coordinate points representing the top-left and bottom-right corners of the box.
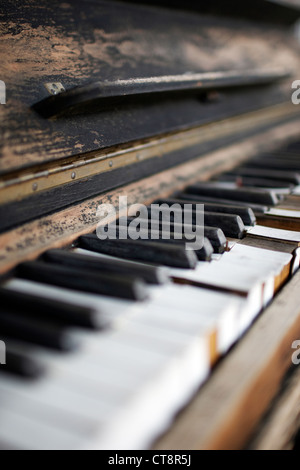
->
(0, 118), (300, 275)
(248, 366), (300, 450)
(0, 102), (298, 205)
(153, 270), (300, 450)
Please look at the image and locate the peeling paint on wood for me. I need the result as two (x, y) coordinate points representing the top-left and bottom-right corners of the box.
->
(0, 117), (299, 274)
(0, 0), (299, 174)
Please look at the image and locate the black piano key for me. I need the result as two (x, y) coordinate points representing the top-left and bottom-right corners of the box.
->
(244, 158), (300, 172)
(0, 310), (79, 351)
(119, 218), (227, 254)
(0, 342), (45, 379)
(79, 234), (198, 268)
(222, 167), (300, 185)
(108, 229), (213, 260)
(0, 287), (102, 330)
(43, 249), (167, 285)
(175, 193), (268, 214)
(256, 152), (300, 160)
(17, 260), (148, 301)
(119, 217), (227, 253)
(155, 197), (256, 226)
(285, 142), (300, 152)
(144, 205), (246, 238)
(217, 174), (295, 189)
(138, 235), (214, 261)
(254, 152), (300, 161)
(185, 182), (279, 206)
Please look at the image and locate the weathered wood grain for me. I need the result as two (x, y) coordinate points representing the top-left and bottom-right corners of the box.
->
(0, 118), (299, 275)
(248, 366), (300, 450)
(256, 214), (300, 231)
(0, 0), (299, 174)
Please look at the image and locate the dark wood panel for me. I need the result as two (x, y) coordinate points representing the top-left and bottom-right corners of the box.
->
(119, 0), (300, 25)
(0, 116), (299, 275)
(0, 0), (299, 174)
(0, 107), (297, 233)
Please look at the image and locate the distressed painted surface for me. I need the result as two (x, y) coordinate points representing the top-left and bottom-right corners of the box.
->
(0, 117), (299, 274)
(0, 0), (299, 174)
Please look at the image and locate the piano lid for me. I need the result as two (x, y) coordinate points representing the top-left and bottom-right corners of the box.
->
(0, 0), (299, 176)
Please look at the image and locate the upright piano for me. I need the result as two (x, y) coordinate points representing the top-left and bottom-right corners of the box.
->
(0, 0), (300, 450)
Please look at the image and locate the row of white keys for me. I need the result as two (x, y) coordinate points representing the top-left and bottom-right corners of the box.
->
(247, 225), (300, 273)
(225, 243), (292, 302)
(170, 244), (293, 331)
(7, 262), (242, 358)
(5, 273), (236, 357)
(0, 326), (208, 450)
(171, 260), (264, 327)
(74, 246), (266, 335)
(73, 243), (294, 336)
(143, 284), (241, 355)
(0, 282), (214, 449)
(5, 278), (221, 365)
(74, 247), (264, 341)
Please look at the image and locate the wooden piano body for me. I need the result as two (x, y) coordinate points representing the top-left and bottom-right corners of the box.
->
(0, 0), (300, 450)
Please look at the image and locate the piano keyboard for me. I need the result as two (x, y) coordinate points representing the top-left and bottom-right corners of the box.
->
(0, 142), (300, 450)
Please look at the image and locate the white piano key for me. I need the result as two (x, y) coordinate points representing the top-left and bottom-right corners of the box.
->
(265, 208), (300, 218)
(4, 278), (141, 325)
(0, 407), (85, 450)
(129, 293), (239, 354)
(170, 244), (292, 309)
(292, 186), (300, 195)
(50, 326), (207, 403)
(0, 333), (205, 449)
(114, 321), (209, 390)
(236, 285), (262, 334)
(229, 243), (292, 267)
(171, 260), (264, 293)
(170, 264), (266, 334)
(0, 353), (181, 450)
(263, 276), (275, 307)
(0, 374), (113, 432)
(217, 251), (288, 283)
(292, 247), (300, 274)
(247, 225), (300, 243)
(226, 244), (292, 282)
(148, 283), (235, 313)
